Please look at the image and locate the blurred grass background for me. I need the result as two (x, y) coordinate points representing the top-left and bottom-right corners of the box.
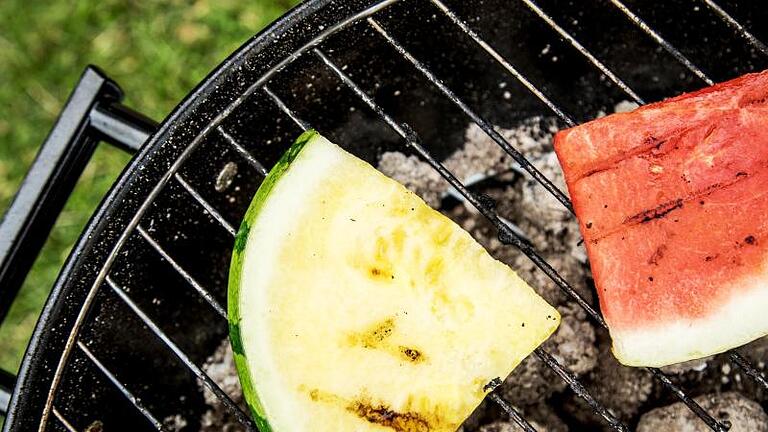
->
(0, 0), (299, 376)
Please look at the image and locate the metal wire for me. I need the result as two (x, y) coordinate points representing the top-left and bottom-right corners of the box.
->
(218, 126), (268, 176)
(516, 0), (645, 105)
(263, 86), (312, 131)
(488, 393), (537, 432)
(106, 277), (257, 431)
(174, 173), (237, 236)
(367, 17), (574, 213)
(729, 351), (768, 390)
(607, 0), (714, 85)
(429, 0), (577, 127)
(52, 406), (78, 432)
(701, 0), (768, 56)
(136, 225), (227, 319)
(534, 348), (627, 432)
(77, 340), (165, 431)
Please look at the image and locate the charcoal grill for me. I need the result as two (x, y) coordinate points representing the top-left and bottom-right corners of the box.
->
(2, 0), (768, 430)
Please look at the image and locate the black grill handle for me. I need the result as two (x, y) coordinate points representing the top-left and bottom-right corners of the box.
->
(0, 65), (157, 336)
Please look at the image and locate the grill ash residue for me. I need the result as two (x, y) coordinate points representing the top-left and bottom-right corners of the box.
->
(195, 339), (248, 432)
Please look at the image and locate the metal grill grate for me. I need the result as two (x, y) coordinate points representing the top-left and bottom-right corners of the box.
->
(36, 0), (768, 431)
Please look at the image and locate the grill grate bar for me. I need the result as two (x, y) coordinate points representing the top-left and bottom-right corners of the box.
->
(701, 0), (768, 56)
(429, 0), (576, 127)
(729, 351), (768, 390)
(174, 173), (236, 236)
(52, 406), (78, 432)
(534, 348), (628, 432)
(487, 393), (537, 432)
(367, 17), (574, 213)
(105, 277), (257, 431)
(607, 0), (714, 85)
(646, 367), (729, 431)
(263, 85), (312, 131)
(136, 225), (227, 319)
(315, 46), (629, 431)
(76, 340), (164, 431)
(518, 0), (645, 105)
(218, 126), (269, 176)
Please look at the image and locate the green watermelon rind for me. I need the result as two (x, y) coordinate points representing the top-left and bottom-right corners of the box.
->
(228, 129), (318, 431)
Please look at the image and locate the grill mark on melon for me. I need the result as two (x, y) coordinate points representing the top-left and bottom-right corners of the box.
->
(589, 171), (750, 244)
(303, 388), (436, 431)
(399, 346), (425, 363)
(576, 124), (720, 184)
(347, 319), (427, 363)
(348, 318), (395, 348)
(348, 400), (432, 432)
(578, 135), (667, 181)
(648, 244), (668, 265)
(625, 198), (684, 225)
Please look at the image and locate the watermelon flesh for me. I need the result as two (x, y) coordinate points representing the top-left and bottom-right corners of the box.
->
(229, 131), (561, 431)
(554, 70), (768, 367)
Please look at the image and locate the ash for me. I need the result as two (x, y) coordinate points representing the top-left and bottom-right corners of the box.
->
(197, 109), (768, 431)
(198, 339), (247, 432)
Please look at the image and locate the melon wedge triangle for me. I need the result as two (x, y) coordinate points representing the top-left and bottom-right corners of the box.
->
(229, 130), (560, 432)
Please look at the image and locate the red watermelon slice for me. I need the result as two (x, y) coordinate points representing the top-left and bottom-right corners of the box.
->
(554, 70), (768, 367)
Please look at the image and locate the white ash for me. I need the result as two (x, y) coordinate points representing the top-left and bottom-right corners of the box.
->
(637, 392), (768, 432)
(661, 357), (712, 375)
(198, 339), (247, 432)
(162, 414), (188, 432)
(613, 100), (640, 113)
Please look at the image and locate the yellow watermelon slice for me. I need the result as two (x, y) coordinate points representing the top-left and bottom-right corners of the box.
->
(228, 131), (560, 431)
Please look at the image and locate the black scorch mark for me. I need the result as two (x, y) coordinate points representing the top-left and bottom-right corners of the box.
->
(399, 346), (424, 363)
(625, 199), (684, 225)
(348, 401), (431, 432)
(648, 244), (667, 265)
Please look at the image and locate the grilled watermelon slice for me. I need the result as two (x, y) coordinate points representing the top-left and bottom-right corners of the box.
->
(229, 130), (560, 431)
(554, 70), (768, 367)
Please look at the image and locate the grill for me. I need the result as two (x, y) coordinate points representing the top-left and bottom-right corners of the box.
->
(2, 0), (768, 431)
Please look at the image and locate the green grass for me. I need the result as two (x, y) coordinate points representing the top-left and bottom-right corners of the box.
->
(0, 0), (299, 375)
